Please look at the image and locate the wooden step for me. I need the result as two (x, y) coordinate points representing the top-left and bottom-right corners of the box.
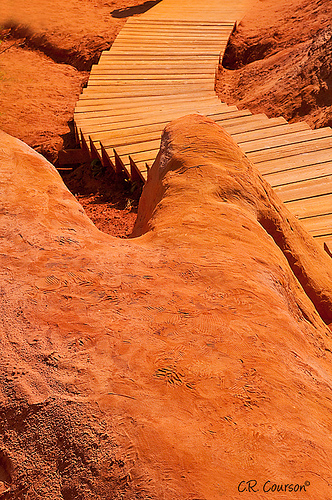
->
(112, 37), (228, 43)
(76, 103), (234, 132)
(109, 49), (222, 55)
(264, 161), (332, 186)
(109, 120), (312, 171)
(79, 90), (215, 101)
(77, 108), (248, 133)
(89, 73), (215, 80)
(257, 149), (332, 175)
(241, 128), (331, 154)
(274, 176), (332, 203)
(74, 0), (332, 248)
(247, 135), (332, 163)
(301, 213), (332, 237)
(234, 122), (309, 144)
(87, 78), (215, 86)
(112, 140), (161, 158)
(125, 20), (235, 25)
(76, 105), (233, 130)
(114, 33), (232, 40)
(100, 53), (219, 60)
(76, 92), (220, 107)
(221, 115), (284, 133)
(119, 149), (159, 167)
(314, 234), (332, 246)
(84, 111), (296, 145)
(285, 193), (332, 219)
(94, 59), (218, 67)
(75, 95), (221, 114)
(75, 95), (222, 115)
(82, 85), (214, 95)
(90, 69), (217, 76)
(110, 42), (227, 49)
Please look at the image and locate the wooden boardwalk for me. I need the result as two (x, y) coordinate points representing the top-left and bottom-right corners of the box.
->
(74, 0), (332, 250)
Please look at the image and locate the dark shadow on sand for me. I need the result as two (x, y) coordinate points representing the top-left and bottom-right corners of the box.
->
(111, 0), (162, 18)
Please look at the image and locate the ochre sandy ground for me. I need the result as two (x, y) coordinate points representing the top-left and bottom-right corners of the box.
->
(0, 117), (332, 498)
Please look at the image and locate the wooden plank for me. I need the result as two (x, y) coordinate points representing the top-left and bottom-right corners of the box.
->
(274, 176), (332, 202)
(109, 50), (222, 55)
(115, 33), (232, 40)
(125, 20), (235, 25)
(90, 130), (162, 147)
(264, 161), (332, 186)
(89, 73), (215, 80)
(123, 24), (234, 29)
(313, 234), (332, 250)
(75, 101), (230, 125)
(87, 78), (214, 86)
(125, 19), (235, 24)
(285, 194), (332, 219)
(256, 149), (332, 175)
(75, 95), (221, 113)
(233, 122), (309, 144)
(223, 116), (286, 134)
(111, 41), (228, 48)
(120, 149), (159, 167)
(77, 92), (220, 107)
(82, 82), (214, 91)
(240, 128), (332, 154)
(75, 96), (223, 116)
(76, 109), (247, 136)
(293, 214), (332, 237)
(79, 89), (215, 99)
(90, 68), (217, 76)
(95, 59), (217, 66)
(111, 139), (162, 156)
(121, 26), (234, 31)
(112, 37), (228, 43)
(98, 131), (163, 149)
(100, 53), (219, 59)
(77, 107), (244, 132)
(83, 81), (213, 90)
(247, 136), (332, 163)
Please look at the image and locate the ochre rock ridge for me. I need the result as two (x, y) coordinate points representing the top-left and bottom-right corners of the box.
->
(0, 116), (332, 499)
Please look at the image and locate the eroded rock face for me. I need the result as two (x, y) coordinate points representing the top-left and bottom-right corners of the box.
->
(0, 119), (332, 499)
(217, 0), (332, 128)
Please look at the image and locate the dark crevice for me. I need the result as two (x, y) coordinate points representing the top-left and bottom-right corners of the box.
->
(221, 30), (278, 70)
(258, 214), (332, 327)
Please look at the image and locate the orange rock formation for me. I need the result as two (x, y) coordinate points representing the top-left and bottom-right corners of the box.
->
(0, 115), (332, 499)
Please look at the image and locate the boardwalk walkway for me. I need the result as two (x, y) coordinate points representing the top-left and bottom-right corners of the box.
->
(74, 0), (332, 250)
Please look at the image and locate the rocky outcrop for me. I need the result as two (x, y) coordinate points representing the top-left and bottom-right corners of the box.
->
(0, 118), (332, 499)
(217, 0), (332, 128)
